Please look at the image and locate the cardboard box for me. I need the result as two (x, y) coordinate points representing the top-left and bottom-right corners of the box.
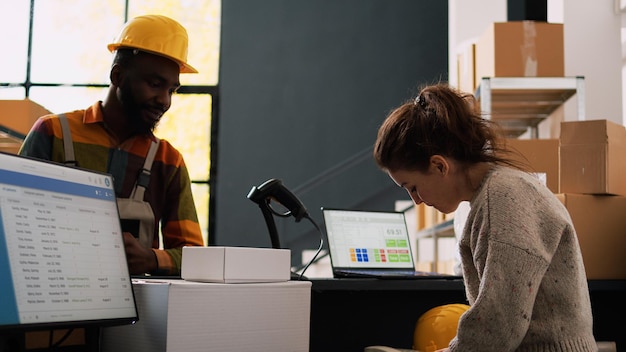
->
(0, 99), (51, 136)
(181, 246), (291, 283)
(457, 43), (476, 94)
(475, 21), (564, 79)
(560, 119), (626, 196)
(556, 194), (626, 279)
(101, 279), (311, 352)
(0, 99), (51, 154)
(503, 138), (560, 193)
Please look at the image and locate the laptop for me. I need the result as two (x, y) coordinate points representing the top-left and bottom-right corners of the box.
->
(0, 151), (138, 330)
(321, 207), (459, 279)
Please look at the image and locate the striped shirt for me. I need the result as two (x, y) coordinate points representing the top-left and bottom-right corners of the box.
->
(18, 101), (205, 275)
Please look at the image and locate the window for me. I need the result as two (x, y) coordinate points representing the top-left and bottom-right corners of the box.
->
(0, 0), (221, 245)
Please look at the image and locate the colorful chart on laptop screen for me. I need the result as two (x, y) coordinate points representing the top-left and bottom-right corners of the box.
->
(322, 208), (416, 269)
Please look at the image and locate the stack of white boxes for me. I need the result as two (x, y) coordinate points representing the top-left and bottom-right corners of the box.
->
(101, 247), (311, 352)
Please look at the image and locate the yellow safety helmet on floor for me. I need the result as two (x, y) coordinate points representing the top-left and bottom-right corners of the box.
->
(107, 14), (198, 74)
(413, 303), (470, 352)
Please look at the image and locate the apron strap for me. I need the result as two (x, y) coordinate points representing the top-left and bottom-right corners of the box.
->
(130, 139), (160, 200)
(58, 113), (77, 167)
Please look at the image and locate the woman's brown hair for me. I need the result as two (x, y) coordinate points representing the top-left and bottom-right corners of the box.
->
(373, 83), (522, 172)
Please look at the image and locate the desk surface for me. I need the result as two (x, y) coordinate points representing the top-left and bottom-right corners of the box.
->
(310, 278), (626, 291)
(310, 277), (464, 291)
(309, 278), (626, 352)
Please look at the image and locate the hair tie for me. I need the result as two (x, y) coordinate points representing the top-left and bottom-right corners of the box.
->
(413, 94), (426, 108)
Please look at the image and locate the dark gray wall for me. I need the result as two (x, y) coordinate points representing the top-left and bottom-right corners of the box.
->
(214, 0), (448, 265)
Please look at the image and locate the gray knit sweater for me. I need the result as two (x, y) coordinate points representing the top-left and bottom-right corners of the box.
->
(449, 165), (597, 352)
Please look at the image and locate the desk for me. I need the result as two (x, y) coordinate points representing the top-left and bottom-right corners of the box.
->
(309, 278), (626, 352)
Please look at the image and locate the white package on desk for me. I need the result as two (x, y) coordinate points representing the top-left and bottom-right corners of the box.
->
(101, 279), (311, 352)
(181, 246), (291, 283)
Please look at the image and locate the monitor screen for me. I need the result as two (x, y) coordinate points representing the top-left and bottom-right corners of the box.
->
(0, 152), (138, 331)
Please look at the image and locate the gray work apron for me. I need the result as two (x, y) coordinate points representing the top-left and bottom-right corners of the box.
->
(58, 113), (159, 249)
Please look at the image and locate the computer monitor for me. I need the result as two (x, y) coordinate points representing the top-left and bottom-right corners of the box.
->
(0, 152), (138, 332)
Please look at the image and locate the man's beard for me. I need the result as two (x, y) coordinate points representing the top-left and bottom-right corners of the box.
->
(119, 83), (158, 135)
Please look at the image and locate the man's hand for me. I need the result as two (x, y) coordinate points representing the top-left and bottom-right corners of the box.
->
(123, 232), (157, 275)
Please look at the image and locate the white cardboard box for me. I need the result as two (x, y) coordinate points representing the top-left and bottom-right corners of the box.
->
(100, 279), (311, 352)
(181, 246), (291, 283)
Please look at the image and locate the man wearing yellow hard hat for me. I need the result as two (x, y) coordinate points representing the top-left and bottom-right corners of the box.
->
(19, 15), (204, 276)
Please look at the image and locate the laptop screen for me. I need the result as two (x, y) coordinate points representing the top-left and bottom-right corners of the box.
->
(322, 208), (416, 270)
(0, 152), (138, 331)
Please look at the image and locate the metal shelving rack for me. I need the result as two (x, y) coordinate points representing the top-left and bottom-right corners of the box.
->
(475, 76), (586, 138)
(414, 218), (455, 273)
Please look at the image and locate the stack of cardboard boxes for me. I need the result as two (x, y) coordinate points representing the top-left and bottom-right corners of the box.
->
(554, 120), (626, 280)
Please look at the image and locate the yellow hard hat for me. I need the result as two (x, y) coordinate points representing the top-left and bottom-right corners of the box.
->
(413, 303), (470, 352)
(107, 14), (198, 73)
